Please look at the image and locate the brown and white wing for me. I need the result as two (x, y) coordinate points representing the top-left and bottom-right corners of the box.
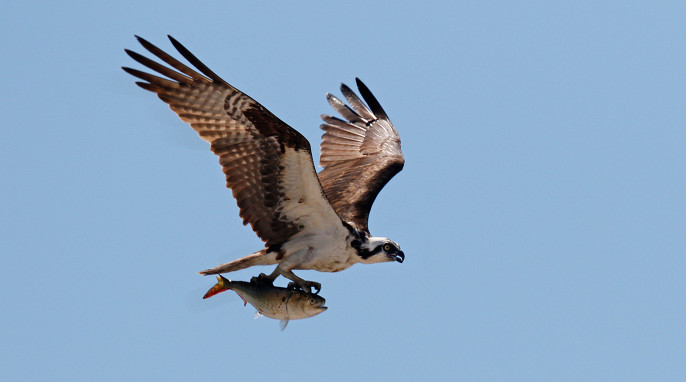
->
(123, 36), (343, 248)
(318, 79), (404, 232)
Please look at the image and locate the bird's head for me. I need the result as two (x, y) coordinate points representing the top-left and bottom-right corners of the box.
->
(357, 236), (405, 264)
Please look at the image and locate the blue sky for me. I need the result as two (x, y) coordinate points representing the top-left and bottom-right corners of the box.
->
(2, 1), (685, 381)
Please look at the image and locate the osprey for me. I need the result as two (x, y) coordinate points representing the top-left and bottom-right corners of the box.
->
(123, 36), (405, 293)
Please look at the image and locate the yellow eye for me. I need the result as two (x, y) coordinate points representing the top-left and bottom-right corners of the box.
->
(383, 244), (391, 251)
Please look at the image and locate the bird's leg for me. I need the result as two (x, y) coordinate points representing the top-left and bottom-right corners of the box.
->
(280, 269), (321, 294)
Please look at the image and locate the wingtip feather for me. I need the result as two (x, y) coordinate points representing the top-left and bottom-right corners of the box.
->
(355, 78), (389, 121)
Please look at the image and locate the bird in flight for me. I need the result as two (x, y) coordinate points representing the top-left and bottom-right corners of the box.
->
(123, 36), (405, 293)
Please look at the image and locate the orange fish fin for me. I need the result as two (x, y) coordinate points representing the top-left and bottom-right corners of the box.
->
(202, 276), (229, 299)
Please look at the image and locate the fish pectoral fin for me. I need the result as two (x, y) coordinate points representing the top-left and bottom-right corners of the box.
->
(254, 311), (263, 320)
(279, 319), (290, 331)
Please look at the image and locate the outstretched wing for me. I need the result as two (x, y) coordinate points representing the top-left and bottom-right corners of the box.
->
(123, 35), (343, 248)
(318, 79), (404, 232)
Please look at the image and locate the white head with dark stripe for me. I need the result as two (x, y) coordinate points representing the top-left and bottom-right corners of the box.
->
(355, 235), (405, 264)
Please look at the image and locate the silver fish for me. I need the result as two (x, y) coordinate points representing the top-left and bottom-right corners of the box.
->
(203, 275), (327, 330)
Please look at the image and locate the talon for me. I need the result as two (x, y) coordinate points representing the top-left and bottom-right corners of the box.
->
(296, 281), (321, 294)
(251, 273), (274, 286)
(287, 282), (300, 290)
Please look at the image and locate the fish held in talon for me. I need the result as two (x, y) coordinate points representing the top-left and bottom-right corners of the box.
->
(203, 275), (327, 330)
(124, 36), (405, 303)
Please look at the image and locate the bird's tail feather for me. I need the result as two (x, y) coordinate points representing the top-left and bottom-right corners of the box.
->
(198, 249), (277, 275)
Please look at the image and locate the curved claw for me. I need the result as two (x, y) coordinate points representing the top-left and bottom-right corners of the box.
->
(251, 273), (275, 286)
(280, 269), (322, 294)
(287, 281), (300, 290)
(308, 281), (322, 295)
(287, 281), (321, 294)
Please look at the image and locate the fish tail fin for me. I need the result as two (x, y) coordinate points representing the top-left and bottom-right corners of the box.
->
(202, 275), (232, 299)
(198, 249), (278, 275)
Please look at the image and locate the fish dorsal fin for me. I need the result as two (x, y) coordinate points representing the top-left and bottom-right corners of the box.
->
(254, 311), (263, 320)
(279, 319), (289, 331)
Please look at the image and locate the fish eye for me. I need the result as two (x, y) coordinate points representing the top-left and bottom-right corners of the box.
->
(383, 244), (391, 251)
(309, 298), (315, 305)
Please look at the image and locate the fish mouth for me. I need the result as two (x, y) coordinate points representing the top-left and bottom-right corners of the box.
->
(312, 298), (327, 312)
(311, 304), (327, 315)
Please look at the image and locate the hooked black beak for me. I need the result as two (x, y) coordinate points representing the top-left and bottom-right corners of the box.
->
(395, 251), (405, 263)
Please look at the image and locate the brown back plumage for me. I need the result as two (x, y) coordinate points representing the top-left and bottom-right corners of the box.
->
(318, 79), (405, 232)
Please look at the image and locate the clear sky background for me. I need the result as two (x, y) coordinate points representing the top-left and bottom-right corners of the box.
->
(1, 1), (685, 381)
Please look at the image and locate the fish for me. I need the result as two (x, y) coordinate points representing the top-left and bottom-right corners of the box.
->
(203, 275), (327, 330)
